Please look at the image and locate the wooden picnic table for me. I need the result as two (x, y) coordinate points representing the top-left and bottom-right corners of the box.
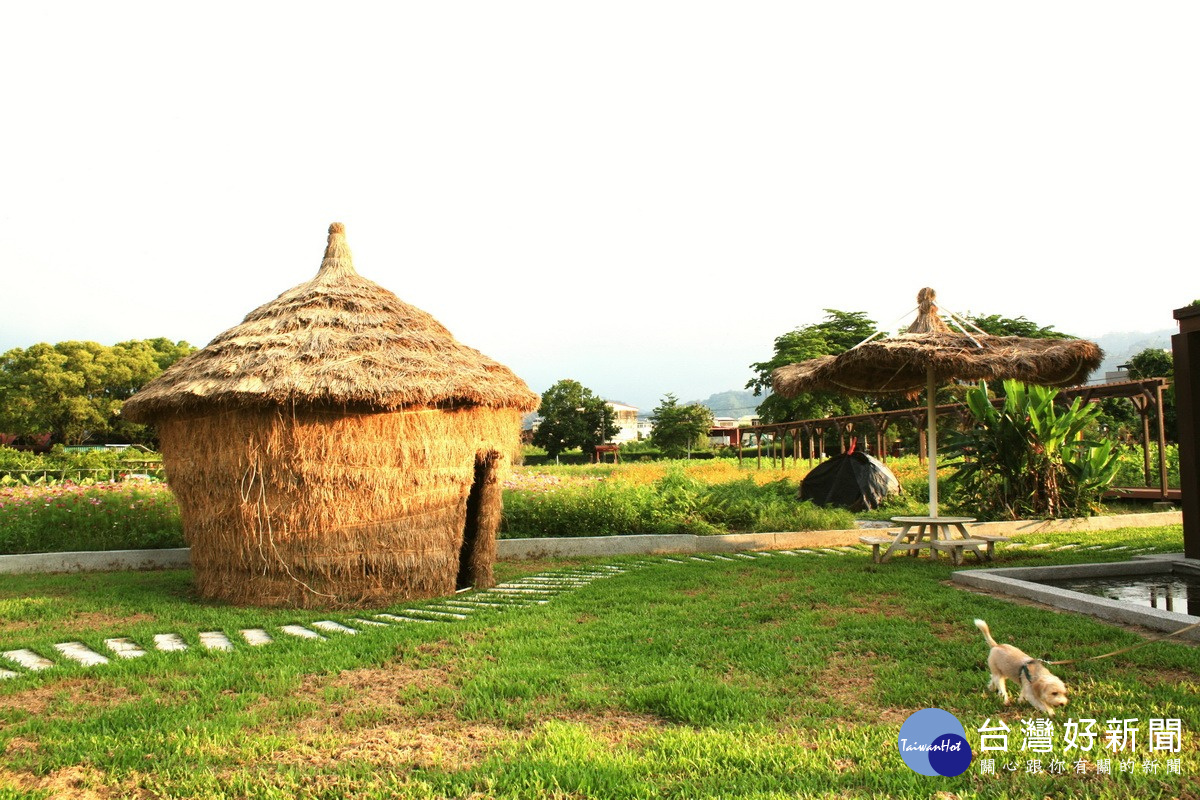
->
(859, 516), (1006, 565)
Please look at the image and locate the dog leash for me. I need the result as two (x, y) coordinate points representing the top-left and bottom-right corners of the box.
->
(1038, 618), (1200, 667)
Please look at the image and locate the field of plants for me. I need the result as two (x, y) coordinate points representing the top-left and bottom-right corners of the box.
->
(0, 443), (1180, 556)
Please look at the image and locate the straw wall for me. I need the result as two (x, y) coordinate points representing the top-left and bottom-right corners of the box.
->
(156, 404), (522, 608)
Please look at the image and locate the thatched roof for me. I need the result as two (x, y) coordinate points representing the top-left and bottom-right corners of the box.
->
(771, 288), (1103, 397)
(123, 223), (540, 422)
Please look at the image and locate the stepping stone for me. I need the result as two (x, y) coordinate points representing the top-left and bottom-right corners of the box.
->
(450, 599), (515, 609)
(153, 633), (189, 652)
(198, 631), (235, 651)
(519, 577), (591, 583)
(709, 555), (738, 561)
(0, 668), (18, 680)
(241, 629), (273, 646)
(751, 551), (774, 556)
(3, 649), (54, 671)
(661, 558), (686, 564)
(489, 587), (557, 595)
(437, 604), (482, 613)
(400, 609), (468, 620)
(819, 549), (845, 555)
(733, 554), (758, 560)
(1109, 546), (1130, 551)
(105, 638), (148, 659)
(374, 613), (437, 624)
(1082, 545), (1105, 551)
(688, 556), (715, 563)
(54, 642), (109, 667)
(1006, 542), (1028, 548)
(1030, 544), (1054, 550)
(1054, 544), (1080, 551)
(348, 617), (391, 627)
(311, 620), (358, 635)
(280, 625), (325, 640)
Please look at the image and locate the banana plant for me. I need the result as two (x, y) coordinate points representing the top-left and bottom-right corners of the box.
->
(943, 380), (1121, 519)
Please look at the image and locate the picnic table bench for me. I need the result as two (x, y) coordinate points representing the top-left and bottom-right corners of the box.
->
(860, 517), (1010, 564)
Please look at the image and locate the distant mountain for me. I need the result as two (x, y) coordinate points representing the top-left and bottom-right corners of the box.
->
(1092, 329), (1172, 379)
(687, 390), (765, 419)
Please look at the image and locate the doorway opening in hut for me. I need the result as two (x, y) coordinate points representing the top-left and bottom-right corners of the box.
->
(457, 450), (500, 591)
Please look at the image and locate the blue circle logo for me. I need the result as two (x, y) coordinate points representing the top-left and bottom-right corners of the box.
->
(897, 708), (973, 776)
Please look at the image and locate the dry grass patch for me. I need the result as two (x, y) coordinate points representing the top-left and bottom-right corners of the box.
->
(812, 651), (909, 725)
(0, 678), (136, 717)
(0, 764), (145, 800)
(318, 721), (520, 771)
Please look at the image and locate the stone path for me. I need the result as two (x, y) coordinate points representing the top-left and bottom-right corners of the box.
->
(0, 544), (1157, 680)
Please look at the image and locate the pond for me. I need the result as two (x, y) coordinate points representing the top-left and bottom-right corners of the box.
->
(1040, 573), (1200, 617)
(952, 555), (1200, 639)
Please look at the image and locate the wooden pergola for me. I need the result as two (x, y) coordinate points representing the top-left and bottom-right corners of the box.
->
(736, 378), (1173, 500)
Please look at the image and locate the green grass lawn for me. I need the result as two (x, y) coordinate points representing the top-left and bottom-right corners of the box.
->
(1, 525), (1197, 799)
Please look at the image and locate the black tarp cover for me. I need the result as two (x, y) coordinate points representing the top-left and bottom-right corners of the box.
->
(799, 446), (901, 511)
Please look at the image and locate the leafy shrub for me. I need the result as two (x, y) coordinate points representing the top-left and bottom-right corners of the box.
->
(943, 381), (1121, 520)
(500, 468), (855, 538)
(1112, 443), (1180, 489)
(0, 445), (163, 483)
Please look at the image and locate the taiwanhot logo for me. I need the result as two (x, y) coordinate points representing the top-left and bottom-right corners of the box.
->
(897, 708), (973, 777)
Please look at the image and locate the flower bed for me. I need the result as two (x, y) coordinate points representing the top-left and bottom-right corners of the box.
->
(0, 481), (183, 555)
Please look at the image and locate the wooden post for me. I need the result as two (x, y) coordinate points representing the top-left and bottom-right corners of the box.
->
(1156, 383), (1169, 498)
(1134, 393), (1153, 486)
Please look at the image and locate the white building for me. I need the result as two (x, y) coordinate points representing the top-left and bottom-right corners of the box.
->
(606, 401), (640, 444)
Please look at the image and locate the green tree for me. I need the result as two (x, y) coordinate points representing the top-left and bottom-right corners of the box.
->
(0, 339), (194, 445)
(531, 379), (619, 459)
(1122, 347), (1177, 444)
(1126, 348), (1173, 379)
(650, 394), (714, 458)
(746, 310), (878, 423)
(965, 314), (1068, 339)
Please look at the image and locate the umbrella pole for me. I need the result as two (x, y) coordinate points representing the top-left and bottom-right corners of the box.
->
(926, 366), (938, 518)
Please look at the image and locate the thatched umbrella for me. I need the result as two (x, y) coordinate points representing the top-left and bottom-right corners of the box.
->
(771, 288), (1102, 517)
(123, 223), (539, 608)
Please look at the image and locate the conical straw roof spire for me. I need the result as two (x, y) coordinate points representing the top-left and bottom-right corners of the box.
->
(315, 222), (357, 279)
(906, 287), (951, 334)
(122, 223), (539, 421)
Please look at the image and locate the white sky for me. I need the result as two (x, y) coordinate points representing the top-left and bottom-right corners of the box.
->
(2, 2), (1196, 413)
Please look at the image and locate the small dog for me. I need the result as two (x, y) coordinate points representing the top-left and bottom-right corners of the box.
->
(974, 619), (1069, 716)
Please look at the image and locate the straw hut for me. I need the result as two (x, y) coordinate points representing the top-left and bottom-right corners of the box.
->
(122, 223), (539, 608)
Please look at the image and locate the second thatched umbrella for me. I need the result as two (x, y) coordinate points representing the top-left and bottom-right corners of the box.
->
(771, 288), (1103, 517)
